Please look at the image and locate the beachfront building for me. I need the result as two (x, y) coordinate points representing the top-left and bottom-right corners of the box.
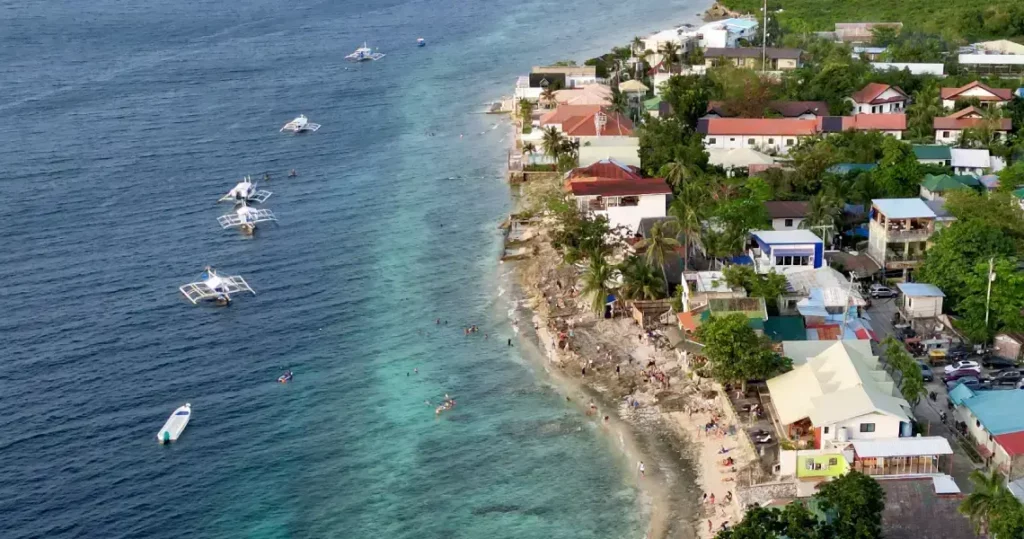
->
(871, 62), (945, 76)
(767, 340), (913, 450)
(833, 22), (903, 43)
(949, 385), (1024, 480)
(696, 18), (759, 49)
(933, 107), (1013, 145)
(866, 198), (937, 279)
(779, 267), (875, 341)
(764, 201), (809, 231)
(698, 116), (904, 156)
(748, 230), (824, 275)
(564, 160), (669, 233)
(850, 437), (955, 477)
(703, 100), (830, 119)
(848, 83), (909, 114)
(940, 81), (1014, 109)
(533, 105), (634, 149)
(912, 145), (952, 167)
(553, 85), (613, 107)
(531, 65), (599, 88)
(703, 48), (804, 71)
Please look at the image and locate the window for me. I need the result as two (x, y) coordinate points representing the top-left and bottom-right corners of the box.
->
(786, 139), (795, 146)
(747, 138), (755, 145)
(708, 137), (717, 144)
(814, 463), (823, 470)
(828, 457), (838, 466)
(768, 138), (775, 144)
(776, 256), (784, 265)
(784, 218), (793, 227)
(805, 460), (815, 470)
(942, 131), (950, 138)
(729, 137), (736, 142)
(823, 426), (830, 434)
(859, 423), (876, 433)
(799, 256), (809, 266)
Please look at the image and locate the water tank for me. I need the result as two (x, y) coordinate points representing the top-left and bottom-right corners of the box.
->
(837, 427), (850, 442)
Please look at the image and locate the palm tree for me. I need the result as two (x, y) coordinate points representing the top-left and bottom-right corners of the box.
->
(959, 470), (1008, 535)
(541, 126), (565, 160)
(907, 84), (943, 141)
(619, 256), (665, 300)
(631, 36), (644, 55)
(522, 142), (536, 156)
(800, 192), (844, 248)
(517, 98), (534, 128)
(540, 86), (557, 109)
(668, 181), (708, 271)
(636, 221), (680, 294)
(658, 41), (680, 73)
(610, 88), (629, 116)
(580, 257), (616, 314)
(662, 159), (702, 191)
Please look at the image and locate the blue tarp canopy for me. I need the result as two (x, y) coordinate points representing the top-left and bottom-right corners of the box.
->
(730, 255), (753, 265)
(844, 226), (869, 237)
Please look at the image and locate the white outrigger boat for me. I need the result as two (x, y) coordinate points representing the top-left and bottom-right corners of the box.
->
(179, 266), (255, 305)
(218, 201), (277, 235)
(345, 43), (385, 62)
(218, 176), (271, 204)
(279, 114), (320, 133)
(157, 403), (191, 444)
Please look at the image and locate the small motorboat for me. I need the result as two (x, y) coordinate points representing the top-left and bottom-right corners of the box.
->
(278, 371), (293, 383)
(345, 43), (385, 61)
(157, 403), (191, 444)
(417, 38), (426, 47)
(280, 114), (321, 133)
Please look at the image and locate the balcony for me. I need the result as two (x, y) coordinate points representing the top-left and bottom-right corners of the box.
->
(884, 228), (932, 242)
(883, 250), (925, 269)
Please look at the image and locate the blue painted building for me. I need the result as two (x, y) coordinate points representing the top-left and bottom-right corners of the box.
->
(750, 230), (825, 274)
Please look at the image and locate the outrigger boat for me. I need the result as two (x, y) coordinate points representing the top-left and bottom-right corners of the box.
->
(417, 38), (426, 47)
(217, 201), (277, 235)
(280, 114), (320, 133)
(345, 43), (385, 62)
(218, 176), (271, 204)
(157, 403), (191, 444)
(435, 394), (456, 415)
(179, 266), (255, 305)
(278, 371), (293, 383)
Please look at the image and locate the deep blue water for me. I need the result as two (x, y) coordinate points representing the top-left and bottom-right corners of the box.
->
(0, 0), (703, 537)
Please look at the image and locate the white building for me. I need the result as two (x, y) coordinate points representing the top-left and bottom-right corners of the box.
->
(531, 66), (600, 88)
(749, 230), (824, 274)
(698, 118), (818, 155)
(940, 81), (1014, 109)
(764, 201), (810, 231)
(871, 62), (945, 76)
(848, 83), (909, 114)
(565, 160), (670, 233)
(696, 18), (759, 49)
(768, 340), (914, 449)
(949, 386), (1024, 479)
(867, 198), (937, 278)
(897, 283), (945, 319)
(578, 137), (641, 168)
(950, 148), (992, 176)
(934, 106), (1013, 145)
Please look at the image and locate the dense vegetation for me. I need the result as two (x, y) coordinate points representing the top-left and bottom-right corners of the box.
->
(721, 0), (1024, 42)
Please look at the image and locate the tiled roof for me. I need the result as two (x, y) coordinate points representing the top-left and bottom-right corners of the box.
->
(851, 83), (907, 104)
(540, 105), (603, 125)
(921, 174), (973, 193)
(841, 114), (907, 131)
(706, 100), (830, 118)
(940, 81), (1014, 101)
(994, 431), (1024, 457)
(567, 159), (642, 181)
(704, 47), (803, 59)
(933, 107), (1013, 131)
(764, 201), (810, 219)
(562, 110), (634, 137)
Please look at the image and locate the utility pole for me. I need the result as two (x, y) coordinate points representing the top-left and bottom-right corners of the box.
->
(840, 271), (858, 338)
(985, 257), (995, 328)
(761, 0), (768, 73)
(809, 224), (836, 249)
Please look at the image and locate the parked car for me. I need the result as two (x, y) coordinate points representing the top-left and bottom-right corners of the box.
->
(917, 361), (934, 382)
(946, 347), (970, 362)
(990, 369), (1023, 386)
(983, 356), (1019, 370)
(869, 284), (898, 298)
(944, 360), (981, 374)
(945, 376), (990, 392)
(942, 368), (982, 384)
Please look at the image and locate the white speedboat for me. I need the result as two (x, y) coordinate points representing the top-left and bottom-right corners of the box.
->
(218, 176), (271, 204)
(345, 43), (385, 62)
(280, 114), (321, 133)
(157, 403), (191, 444)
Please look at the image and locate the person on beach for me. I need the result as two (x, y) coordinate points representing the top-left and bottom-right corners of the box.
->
(507, 338), (512, 347)
(708, 520), (712, 533)
(637, 461), (645, 478)
(709, 493), (716, 505)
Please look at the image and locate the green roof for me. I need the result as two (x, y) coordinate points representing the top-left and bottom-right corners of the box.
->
(954, 174), (982, 187)
(1014, 188), (1024, 200)
(644, 96), (663, 111)
(912, 145), (951, 161)
(763, 316), (807, 342)
(921, 174), (973, 193)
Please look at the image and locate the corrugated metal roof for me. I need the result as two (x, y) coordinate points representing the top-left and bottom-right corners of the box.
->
(995, 431), (1024, 457)
(752, 229), (822, 244)
(956, 389), (1024, 435)
(913, 145), (951, 160)
(897, 283), (945, 297)
(852, 437), (953, 458)
(872, 198), (937, 219)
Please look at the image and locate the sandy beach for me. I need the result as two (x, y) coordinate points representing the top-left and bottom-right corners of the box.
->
(506, 217), (756, 539)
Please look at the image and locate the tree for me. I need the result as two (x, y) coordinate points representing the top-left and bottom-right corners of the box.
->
(955, 257), (1024, 343)
(959, 470), (1010, 536)
(549, 207), (610, 264)
(658, 41), (680, 73)
(660, 74), (714, 128)
(541, 126), (565, 160)
(801, 191), (844, 248)
(873, 137), (922, 198)
(722, 265), (787, 309)
(906, 83), (943, 141)
(668, 179), (710, 270)
(695, 313), (792, 389)
(882, 336), (926, 406)
(631, 36), (644, 55)
(709, 66), (778, 118)
(636, 220), (680, 294)
(619, 256), (665, 300)
(518, 98), (534, 129)
(540, 86), (557, 109)
(637, 117), (708, 176)
(917, 220), (1016, 309)
(815, 471), (885, 539)
(717, 504), (819, 539)
(580, 257), (615, 314)
(522, 142), (536, 156)
(610, 87), (629, 116)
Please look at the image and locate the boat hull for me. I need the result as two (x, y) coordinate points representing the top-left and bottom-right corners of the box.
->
(157, 404), (191, 444)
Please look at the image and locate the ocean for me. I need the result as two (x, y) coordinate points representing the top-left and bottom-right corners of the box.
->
(0, 0), (705, 537)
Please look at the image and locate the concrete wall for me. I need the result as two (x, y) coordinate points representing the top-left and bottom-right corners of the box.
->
(704, 133), (805, 155)
(589, 194), (667, 233)
(578, 142), (641, 168)
(903, 295), (943, 318)
(822, 413), (905, 444)
(994, 334), (1023, 361)
(771, 217), (805, 231)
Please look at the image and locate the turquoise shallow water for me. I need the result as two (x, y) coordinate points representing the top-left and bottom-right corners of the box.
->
(0, 0), (704, 537)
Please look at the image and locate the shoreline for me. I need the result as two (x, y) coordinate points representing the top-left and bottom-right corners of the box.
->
(501, 226), (756, 538)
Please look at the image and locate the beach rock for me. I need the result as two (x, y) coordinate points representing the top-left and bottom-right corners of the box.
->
(703, 1), (742, 21)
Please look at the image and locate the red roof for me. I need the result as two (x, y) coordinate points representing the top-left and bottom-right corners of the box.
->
(841, 114), (907, 131)
(562, 110), (634, 137)
(851, 83), (907, 105)
(701, 118), (820, 136)
(539, 105), (604, 126)
(940, 81), (1014, 101)
(568, 178), (671, 197)
(994, 431), (1024, 457)
(933, 107), (1013, 131)
(567, 160), (643, 181)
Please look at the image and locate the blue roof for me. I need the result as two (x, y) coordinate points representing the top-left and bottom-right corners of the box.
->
(828, 163), (877, 174)
(897, 283), (945, 297)
(722, 18), (759, 30)
(730, 255), (753, 265)
(957, 390), (1024, 435)
(949, 384), (975, 406)
(872, 198), (937, 219)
